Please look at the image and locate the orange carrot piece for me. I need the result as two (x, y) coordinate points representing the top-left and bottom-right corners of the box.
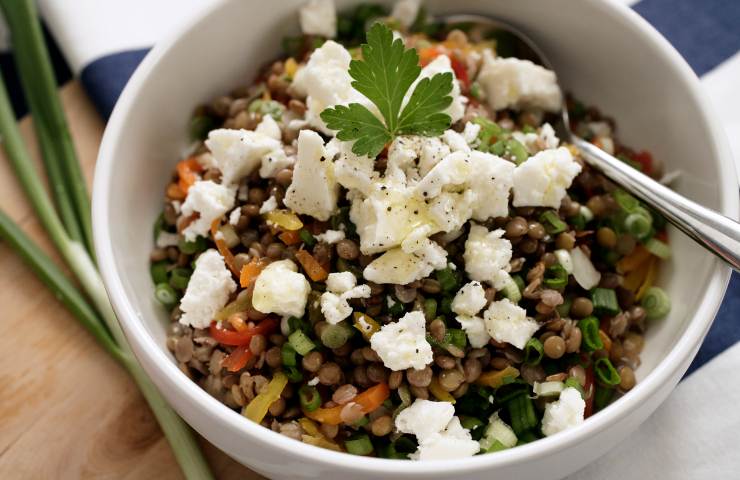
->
(279, 230), (302, 245)
(166, 182), (186, 201)
(240, 257), (269, 288)
(295, 249), (328, 282)
(176, 156), (203, 194)
(616, 245), (651, 274)
(304, 383), (390, 425)
(221, 345), (253, 372)
(211, 219), (238, 276)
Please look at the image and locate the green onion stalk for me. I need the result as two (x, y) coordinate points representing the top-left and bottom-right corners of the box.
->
(0, 2), (213, 478)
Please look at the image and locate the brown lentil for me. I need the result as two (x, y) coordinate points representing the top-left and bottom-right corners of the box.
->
(555, 231), (576, 250)
(565, 327), (582, 353)
(370, 415), (393, 436)
(463, 357), (482, 383)
(336, 239), (360, 260)
(438, 369), (465, 392)
(505, 216), (529, 237)
(332, 384), (358, 405)
(388, 371), (403, 389)
(596, 227), (617, 248)
(409, 385), (429, 400)
(318, 362), (342, 386)
(339, 402), (365, 424)
(302, 351), (324, 373)
(618, 366), (636, 390)
(543, 336), (566, 359)
(406, 366), (433, 387)
(435, 355), (456, 370)
(366, 363), (389, 384)
(527, 221), (546, 239)
(429, 318), (446, 343)
(571, 297), (594, 318)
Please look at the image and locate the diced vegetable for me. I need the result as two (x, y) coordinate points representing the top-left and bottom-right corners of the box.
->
(636, 258), (658, 301)
(543, 264), (569, 289)
(169, 267), (192, 290)
(540, 210), (567, 234)
(320, 322), (353, 348)
(189, 115), (216, 141)
(176, 156), (203, 194)
(214, 294), (250, 322)
(210, 219), (238, 275)
(617, 245), (651, 273)
(624, 207), (653, 240)
(353, 312), (380, 340)
(532, 381), (564, 397)
(523, 338), (544, 365)
(428, 377), (456, 403)
(641, 286), (671, 320)
(239, 257), (269, 288)
(221, 345), (253, 372)
(571, 247), (601, 290)
(299, 385), (322, 412)
(435, 267), (460, 293)
(501, 276), (522, 303)
(150, 261), (169, 284)
(295, 249), (329, 282)
(299, 228), (316, 246)
(578, 316), (604, 352)
(564, 377), (585, 398)
(507, 393), (537, 435)
(479, 413), (517, 452)
(593, 385), (615, 412)
(178, 235), (207, 255)
(264, 209), (303, 231)
(209, 317), (278, 346)
(155, 282), (178, 307)
(243, 371), (288, 423)
(288, 329), (316, 356)
(302, 434), (343, 452)
(590, 288), (620, 316)
(345, 434), (374, 455)
(304, 383), (390, 425)
(612, 189), (640, 213)
(594, 357), (621, 386)
(281, 343), (297, 367)
(475, 366), (520, 388)
(644, 237), (671, 259)
(423, 298), (438, 320)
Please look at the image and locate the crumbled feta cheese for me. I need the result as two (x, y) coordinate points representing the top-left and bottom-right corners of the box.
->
(452, 281), (487, 316)
(541, 387), (586, 436)
(314, 229), (345, 244)
(252, 260), (311, 318)
(156, 231), (179, 248)
(291, 41), (369, 133)
(391, 0), (421, 28)
(259, 195), (278, 214)
(180, 180), (235, 241)
(512, 146), (581, 209)
(363, 239), (447, 285)
(307, 377), (320, 386)
(299, 0), (337, 38)
(284, 130), (339, 221)
(463, 225), (512, 289)
(456, 315), (491, 348)
(426, 190), (476, 233)
(254, 114), (282, 140)
(408, 55), (466, 122)
(418, 137), (451, 177)
(179, 250), (236, 328)
(259, 149), (294, 179)
(483, 298), (539, 349)
(370, 311), (432, 370)
(442, 129), (470, 152)
(331, 138), (378, 195)
(228, 207), (242, 226)
(462, 121), (482, 145)
(325, 271), (357, 293)
(512, 123), (560, 154)
(321, 272), (371, 324)
(468, 151), (515, 221)
(415, 151), (471, 199)
(205, 129), (282, 185)
(476, 50), (562, 112)
(396, 399), (479, 461)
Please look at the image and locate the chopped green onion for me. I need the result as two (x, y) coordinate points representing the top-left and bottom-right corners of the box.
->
(423, 298), (437, 320)
(153, 212), (165, 243)
(579, 205), (594, 222)
(435, 267), (460, 293)
(155, 283), (178, 307)
(640, 287), (671, 320)
(512, 274), (525, 293)
(556, 296), (572, 317)
(247, 99), (284, 120)
(624, 207), (653, 239)
(299, 229), (316, 246)
(150, 261), (169, 284)
(178, 236), (207, 255)
(564, 377), (585, 398)
(445, 328), (468, 350)
(320, 322), (352, 349)
(594, 357), (621, 386)
(473, 116), (504, 147)
(540, 210), (567, 234)
(169, 267), (192, 290)
(590, 288), (620, 316)
(515, 430), (539, 445)
(285, 365), (303, 383)
(189, 115), (216, 141)
(439, 296), (453, 316)
(521, 124), (536, 134)
(612, 189), (640, 213)
(644, 237), (671, 259)
(593, 385), (615, 411)
(570, 213), (587, 231)
(507, 139), (529, 165)
(298, 385), (321, 412)
(459, 416), (485, 441)
(345, 434), (374, 455)
(543, 264), (569, 289)
(501, 276), (522, 303)
(353, 415), (370, 427)
(523, 338), (544, 365)
(506, 394), (537, 435)
(387, 298), (406, 316)
(578, 316), (604, 352)
(487, 440), (507, 452)
(281, 343), (297, 367)
(469, 82), (482, 100)
(288, 330), (316, 356)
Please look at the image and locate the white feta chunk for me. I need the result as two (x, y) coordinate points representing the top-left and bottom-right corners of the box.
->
(325, 271), (357, 293)
(321, 271), (371, 324)
(254, 114), (282, 140)
(180, 180), (235, 241)
(452, 281), (487, 316)
(554, 249), (573, 274)
(462, 121), (482, 145)
(512, 146), (581, 209)
(259, 149), (294, 179)
(411, 417), (480, 460)
(299, 0), (337, 38)
(363, 239), (447, 285)
(252, 260), (311, 318)
(228, 207), (242, 226)
(205, 129), (282, 185)
(483, 298), (538, 349)
(414, 151), (472, 199)
(391, 0), (422, 28)
(442, 129), (470, 152)
(477, 51), (562, 112)
(426, 190), (476, 233)
(456, 315), (491, 348)
(332, 138), (378, 195)
(395, 399), (456, 440)
(512, 122), (560, 154)
(259, 195), (278, 214)
(468, 150), (515, 221)
(418, 137), (451, 177)
(370, 311), (432, 370)
(541, 387), (586, 436)
(314, 229), (345, 244)
(179, 250), (236, 328)
(284, 130), (339, 221)
(155, 231), (179, 248)
(463, 225), (512, 289)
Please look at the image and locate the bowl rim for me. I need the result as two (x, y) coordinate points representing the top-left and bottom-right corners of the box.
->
(93, 0), (738, 474)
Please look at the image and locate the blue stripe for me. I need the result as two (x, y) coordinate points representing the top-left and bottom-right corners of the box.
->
(633, 0), (740, 76)
(80, 49), (150, 119)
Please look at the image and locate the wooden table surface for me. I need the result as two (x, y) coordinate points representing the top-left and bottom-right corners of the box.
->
(0, 81), (262, 479)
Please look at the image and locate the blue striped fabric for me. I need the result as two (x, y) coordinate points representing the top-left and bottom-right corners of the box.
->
(80, 49), (149, 119)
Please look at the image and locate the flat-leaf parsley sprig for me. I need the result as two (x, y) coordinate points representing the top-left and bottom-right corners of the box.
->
(321, 22), (453, 157)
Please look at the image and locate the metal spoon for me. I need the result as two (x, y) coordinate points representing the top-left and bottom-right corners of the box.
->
(441, 14), (740, 271)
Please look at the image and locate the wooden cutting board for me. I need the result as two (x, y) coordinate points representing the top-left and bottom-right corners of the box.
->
(0, 81), (262, 480)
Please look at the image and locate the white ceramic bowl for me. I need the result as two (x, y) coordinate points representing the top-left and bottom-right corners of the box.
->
(93, 1), (738, 478)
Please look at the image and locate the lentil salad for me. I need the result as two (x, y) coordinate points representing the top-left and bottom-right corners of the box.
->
(149, 0), (672, 460)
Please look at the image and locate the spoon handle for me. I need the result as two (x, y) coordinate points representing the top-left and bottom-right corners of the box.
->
(572, 136), (740, 272)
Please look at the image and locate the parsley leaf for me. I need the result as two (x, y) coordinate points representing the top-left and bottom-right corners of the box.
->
(320, 22), (453, 157)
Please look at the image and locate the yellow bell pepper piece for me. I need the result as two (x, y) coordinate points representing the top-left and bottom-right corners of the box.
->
(243, 371), (288, 423)
(214, 294), (251, 322)
(475, 366), (520, 388)
(353, 312), (380, 340)
(298, 418), (322, 437)
(623, 259), (649, 292)
(284, 57), (298, 78)
(302, 435), (343, 451)
(636, 258), (658, 301)
(616, 245), (651, 274)
(428, 377), (455, 403)
(264, 209), (304, 231)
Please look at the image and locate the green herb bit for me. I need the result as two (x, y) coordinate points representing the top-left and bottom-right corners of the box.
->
(593, 385), (615, 412)
(281, 343), (298, 367)
(564, 377), (585, 398)
(523, 338), (544, 366)
(299, 228), (316, 246)
(423, 298), (438, 320)
(321, 23), (453, 157)
(435, 266), (460, 293)
(178, 236), (207, 255)
(578, 316), (604, 352)
(540, 210), (567, 234)
(591, 287), (620, 316)
(507, 393), (537, 435)
(285, 365), (304, 383)
(169, 267), (192, 290)
(189, 115), (217, 141)
(612, 189), (640, 213)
